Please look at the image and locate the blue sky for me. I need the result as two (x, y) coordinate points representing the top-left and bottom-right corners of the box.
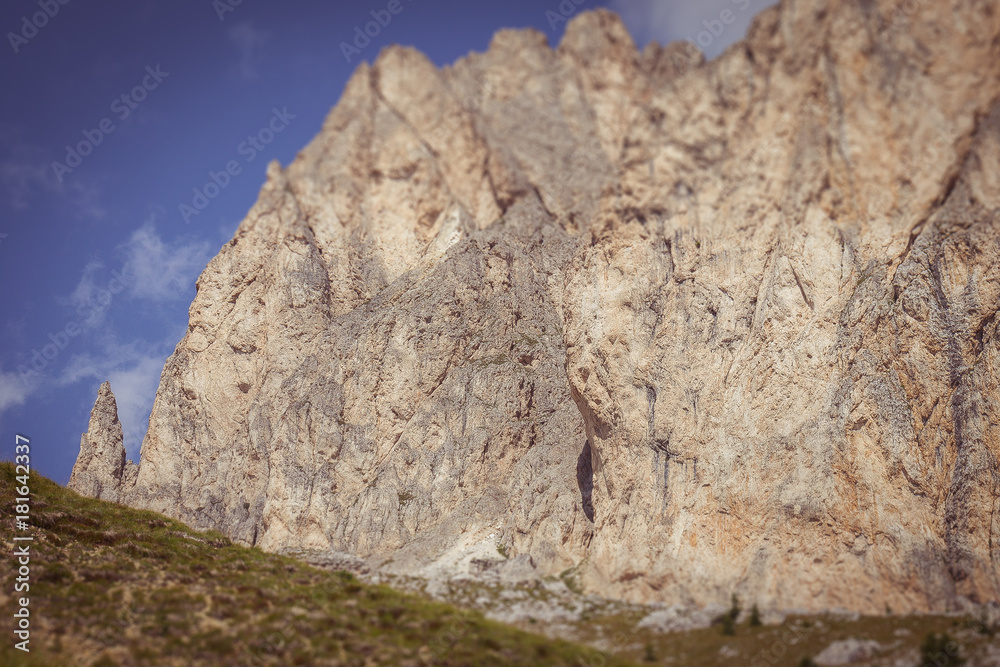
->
(0, 0), (776, 484)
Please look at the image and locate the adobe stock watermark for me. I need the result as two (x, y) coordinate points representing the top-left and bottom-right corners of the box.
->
(667, 0), (928, 71)
(608, 0), (756, 71)
(7, 0), (72, 55)
(12, 434), (32, 654)
(213, 0), (244, 22)
(544, 0), (591, 32)
(340, 0), (415, 63)
(17, 266), (133, 386)
(685, 0), (753, 53)
(178, 106), (296, 224)
(750, 619), (816, 667)
(874, 0), (929, 38)
(51, 65), (170, 183)
(408, 80), (495, 162)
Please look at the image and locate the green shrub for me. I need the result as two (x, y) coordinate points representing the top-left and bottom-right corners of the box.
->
(397, 490), (415, 508)
(713, 593), (741, 635)
(643, 643), (657, 662)
(919, 632), (965, 666)
(728, 593), (741, 621)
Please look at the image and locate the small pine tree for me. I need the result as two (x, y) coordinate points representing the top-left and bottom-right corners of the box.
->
(976, 607), (996, 637)
(643, 644), (657, 662)
(714, 593), (741, 635)
(749, 603), (762, 626)
(919, 633), (965, 667)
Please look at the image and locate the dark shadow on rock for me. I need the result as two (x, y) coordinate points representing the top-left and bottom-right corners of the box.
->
(577, 440), (595, 522)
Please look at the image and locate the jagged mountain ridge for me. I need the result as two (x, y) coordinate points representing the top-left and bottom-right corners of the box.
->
(70, 1), (1000, 613)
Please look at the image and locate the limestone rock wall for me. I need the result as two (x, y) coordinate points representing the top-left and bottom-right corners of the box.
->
(71, 0), (1000, 612)
(68, 381), (137, 503)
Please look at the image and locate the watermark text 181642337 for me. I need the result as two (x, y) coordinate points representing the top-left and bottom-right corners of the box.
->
(12, 434), (32, 653)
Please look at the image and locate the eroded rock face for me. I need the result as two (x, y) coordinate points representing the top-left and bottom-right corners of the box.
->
(68, 382), (137, 503)
(70, 1), (1000, 613)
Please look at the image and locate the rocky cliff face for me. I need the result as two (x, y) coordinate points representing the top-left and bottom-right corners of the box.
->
(68, 381), (137, 502)
(71, 0), (1000, 613)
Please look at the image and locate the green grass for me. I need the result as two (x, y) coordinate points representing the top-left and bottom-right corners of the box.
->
(559, 564), (584, 596)
(415, 575), (999, 667)
(596, 612), (998, 666)
(0, 461), (634, 667)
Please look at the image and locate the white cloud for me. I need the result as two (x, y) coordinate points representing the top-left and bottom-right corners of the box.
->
(609, 0), (779, 58)
(121, 221), (211, 302)
(60, 220), (210, 314)
(57, 339), (172, 460)
(52, 218), (209, 456)
(55, 254), (134, 332)
(107, 356), (165, 460)
(0, 122), (107, 219)
(0, 369), (33, 441)
(0, 369), (32, 413)
(7, 220), (208, 455)
(57, 352), (104, 387)
(228, 21), (270, 81)
(0, 151), (53, 210)
(62, 259), (117, 327)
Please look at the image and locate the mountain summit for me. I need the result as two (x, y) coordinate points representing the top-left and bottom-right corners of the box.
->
(71, 2), (1000, 613)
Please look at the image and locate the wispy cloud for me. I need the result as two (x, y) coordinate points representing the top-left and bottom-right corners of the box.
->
(610, 0), (778, 58)
(44, 220), (205, 356)
(50, 220), (208, 455)
(0, 122), (107, 219)
(60, 259), (118, 327)
(107, 356), (164, 459)
(228, 21), (270, 81)
(0, 147), (52, 210)
(121, 220), (211, 302)
(0, 369), (32, 413)
(5, 220), (209, 446)
(58, 338), (174, 459)
(0, 365), (42, 436)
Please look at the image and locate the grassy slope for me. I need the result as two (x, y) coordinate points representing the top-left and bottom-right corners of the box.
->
(2, 462), (997, 666)
(394, 575), (1000, 665)
(0, 462), (633, 666)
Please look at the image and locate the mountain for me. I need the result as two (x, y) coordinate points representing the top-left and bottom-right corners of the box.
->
(70, 1), (1000, 615)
